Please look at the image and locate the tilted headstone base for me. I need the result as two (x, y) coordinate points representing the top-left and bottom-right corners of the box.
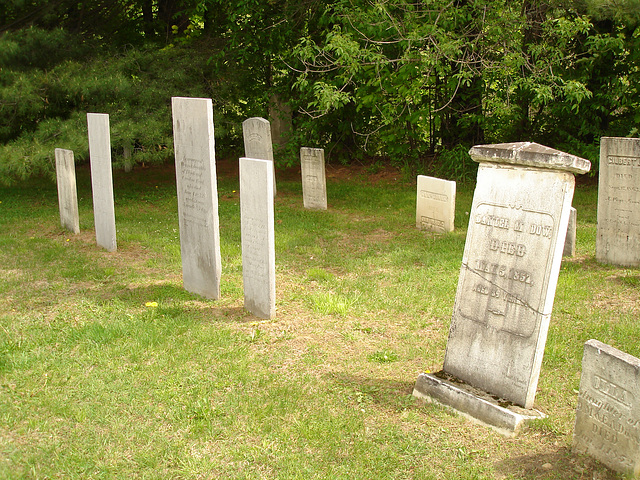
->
(412, 372), (546, 437)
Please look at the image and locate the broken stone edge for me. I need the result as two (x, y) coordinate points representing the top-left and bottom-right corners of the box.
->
(412, 373), (547, 437)
(469, 142), (591, 175)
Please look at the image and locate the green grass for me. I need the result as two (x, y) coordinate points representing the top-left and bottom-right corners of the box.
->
(0, 162), (631, 479)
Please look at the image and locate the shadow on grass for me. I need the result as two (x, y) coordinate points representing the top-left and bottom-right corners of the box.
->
(328, 372), (415, 411)
(494, 447), (619, 480)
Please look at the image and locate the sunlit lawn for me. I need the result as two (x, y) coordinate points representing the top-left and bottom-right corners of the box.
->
(0, 161), (634, 479)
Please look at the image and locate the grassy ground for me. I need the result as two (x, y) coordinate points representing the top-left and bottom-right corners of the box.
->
(0, 159), (637, 479)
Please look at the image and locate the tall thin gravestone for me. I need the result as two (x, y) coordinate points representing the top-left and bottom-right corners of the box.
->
(300, 147), (327, 210)
(240, 157), (276, 319)
(54, 148), (80, 234)
(416, 175), (456, 233)
(242, 117), (276, 196)
(563, 207), (577, 257)
(87, 113), (117, 252)
(573, 339), (640, 476)
(171, 97), (222, 300)
(413, 142), (590, 435)
(596, 137), (640, 267)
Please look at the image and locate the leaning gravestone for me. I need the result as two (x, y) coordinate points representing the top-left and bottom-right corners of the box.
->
(54, 148), (80, 234)
(596, 137), (640, 267)
(300, 147), (327, 210)
(416, 175), (456, 233)
(413, 142), (591, 435)
(240, 157), (276, 319)
(171, 97), (222, 300)
(242, 117), (276, 196)
(573, 339), (640, 476)
(87, 113), (117, 252)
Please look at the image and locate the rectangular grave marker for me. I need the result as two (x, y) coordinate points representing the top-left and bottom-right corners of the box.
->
(416, 175), (456, 232)
(414, 142), (590, 434)
(563, 207), (577, 257)
(240, 157), (276, 319)
(596, 137), (640, 267)
(87, 113), (117, 252)
(300, 147), (327, 210)
(171, 97), (222, 300)
(573, 339), (640, 476)
(243, 117), (276, 196)
(54, 148), (80, 234)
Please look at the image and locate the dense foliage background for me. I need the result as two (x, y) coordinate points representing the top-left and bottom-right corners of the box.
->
(1, 0), (639, 183)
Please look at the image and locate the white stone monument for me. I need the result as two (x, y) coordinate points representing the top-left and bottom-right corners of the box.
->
(596, 137), (640, 267)
(300, 147), (327, 210)
(171, 97), (222, 300)
(573, 339), (640, 476)
(563, 207), (577, 257)
(242, 117), (276, 196)
(240, 157), (276, 319)
(416, 175), (456, 232)
(54, 148), (80, 234)
(413, 142), (591, 435)
(87, 113), (117, 252)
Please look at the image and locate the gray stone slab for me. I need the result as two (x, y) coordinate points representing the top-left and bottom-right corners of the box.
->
(242, 117), (276, 196)
(300, 147), (327, 210)
(240, 157), (276, 319)
(54, 148), (80, 234)
(416, 175), (456, 232)
(439, 142), (590, 410)
(171, 97), (222, 300)
(87, 113), (117, 252)
(596, 137), (640, 267)
(413, 372), (546, 437)
(563, 207), (577, 257)
(573, 339), (640, 476)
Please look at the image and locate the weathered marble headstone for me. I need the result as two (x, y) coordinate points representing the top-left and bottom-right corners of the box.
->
(171, 97), (222, 300)
(87, 113), (117, 252)
(596, 137), (640, 267)
(573, 339), (640, 476)
(416, 175), (456, 233)
(242, 117), (276, 196)
(300, 147), (327, 210)
(240, 157), (276, 319)
(563, 207), (577, 257)
(413, 142), (590, 435)
(54, 148), (80, 234)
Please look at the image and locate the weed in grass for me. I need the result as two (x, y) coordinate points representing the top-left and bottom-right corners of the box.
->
(368, 349), (399, 363)
(310, 291), (360, 316)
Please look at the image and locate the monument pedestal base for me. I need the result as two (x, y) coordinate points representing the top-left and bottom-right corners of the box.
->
(412, 372), (546, 437)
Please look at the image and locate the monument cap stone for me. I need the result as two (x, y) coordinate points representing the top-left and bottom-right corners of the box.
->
(470, 142), (591, 174)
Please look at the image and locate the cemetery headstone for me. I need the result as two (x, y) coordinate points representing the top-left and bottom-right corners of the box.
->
(415, 175), (456, 232)
(573, 339), (640, 476)
(300, 147), (328, 210)
(171, 97), (222, 300)
(87, 113), (117, 252)
(413, 142), (591, 434)
(54, 148), (80, 234)
(242, 117), (276, 196)
(240, 157), (276, 319)
(596, 137), (640, 267)
(563, 207), (577, 257)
